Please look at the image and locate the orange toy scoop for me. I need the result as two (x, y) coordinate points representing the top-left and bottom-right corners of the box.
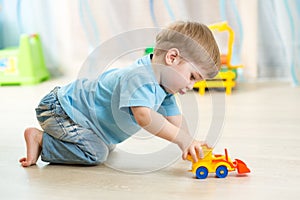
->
(235, 159), (251, 174)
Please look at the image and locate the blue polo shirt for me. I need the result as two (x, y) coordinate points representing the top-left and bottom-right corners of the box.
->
(57, 54), (180, 144)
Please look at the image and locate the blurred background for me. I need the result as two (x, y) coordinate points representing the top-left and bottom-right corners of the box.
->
(0, 0), (299, 85)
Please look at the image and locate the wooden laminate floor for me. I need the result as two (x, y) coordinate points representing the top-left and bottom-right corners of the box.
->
(0, 76), (299, 200)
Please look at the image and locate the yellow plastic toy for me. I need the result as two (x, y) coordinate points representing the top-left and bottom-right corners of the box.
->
(187, 146), (250, 179)
(193, 21), (243, 95)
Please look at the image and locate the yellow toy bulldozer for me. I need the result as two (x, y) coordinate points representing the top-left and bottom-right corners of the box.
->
(187, 146), (250, 179)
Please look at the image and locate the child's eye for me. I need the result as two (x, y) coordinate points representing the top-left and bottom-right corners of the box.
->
(191, 73), (203, 82)
(191, 74), (195, 80)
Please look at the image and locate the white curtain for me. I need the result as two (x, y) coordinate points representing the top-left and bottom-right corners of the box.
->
(258, 0), (300, 85)
(0, 0), (299, 84)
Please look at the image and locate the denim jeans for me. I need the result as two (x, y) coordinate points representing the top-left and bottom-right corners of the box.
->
(36, 87), (111, 165)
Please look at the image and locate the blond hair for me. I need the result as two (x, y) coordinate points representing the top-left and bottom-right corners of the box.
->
(154, 21), (221, 78)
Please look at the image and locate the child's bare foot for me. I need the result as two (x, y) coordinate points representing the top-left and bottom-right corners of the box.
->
(19, 128), (43, 167)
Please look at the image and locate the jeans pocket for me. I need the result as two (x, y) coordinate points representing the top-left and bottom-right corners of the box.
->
(54, 103), (69, 119)
(36, 107), (53, 125)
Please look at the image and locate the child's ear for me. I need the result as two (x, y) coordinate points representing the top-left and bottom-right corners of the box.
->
(165, 48), (180, 65)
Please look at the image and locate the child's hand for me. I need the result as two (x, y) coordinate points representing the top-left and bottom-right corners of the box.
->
(182, 140), (206, 162)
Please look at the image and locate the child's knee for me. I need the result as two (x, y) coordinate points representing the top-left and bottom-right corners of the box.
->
(87, 146), (109, 165)
(108, 144), (116, 152)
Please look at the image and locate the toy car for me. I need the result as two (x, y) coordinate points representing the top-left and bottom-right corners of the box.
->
(187, 146), (250, 179)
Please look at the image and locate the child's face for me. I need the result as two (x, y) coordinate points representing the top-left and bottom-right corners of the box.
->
(161, 60), (203, 95)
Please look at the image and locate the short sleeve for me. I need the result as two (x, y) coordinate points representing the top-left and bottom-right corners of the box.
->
(118, 72), (158, 113)
(157, 94), (181, 116)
